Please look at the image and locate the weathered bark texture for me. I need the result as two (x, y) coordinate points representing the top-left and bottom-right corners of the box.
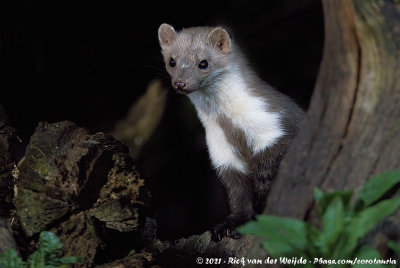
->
(113, 80), (168, 160)
(2, 1), (400, 267)
(72, 0), (400, 265)
(0, 126), (18, 219)
(0, 218), (19, 254)
(0, 105), (22, 219)
(14, 121), (151, 267)
(98, 232), (257, 268)
(266, 0), (400, 245)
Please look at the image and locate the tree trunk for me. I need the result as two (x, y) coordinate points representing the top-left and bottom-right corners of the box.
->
(3, 1), (400, 267)
(103, 1), (400, 266)
(266, 0), (400, 226)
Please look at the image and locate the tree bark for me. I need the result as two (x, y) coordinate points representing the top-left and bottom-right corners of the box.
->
(3, 1), (400, 267)
(103, 1), (400, 266)
(266, 0), (400, 229)
(0, 218), (19, 254)
(13, 121), (152, 267)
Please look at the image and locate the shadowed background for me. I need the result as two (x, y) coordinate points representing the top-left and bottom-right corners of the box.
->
(1, 0), (323, 240)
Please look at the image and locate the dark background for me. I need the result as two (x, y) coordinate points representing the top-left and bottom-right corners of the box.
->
(1, 0), (323, 240)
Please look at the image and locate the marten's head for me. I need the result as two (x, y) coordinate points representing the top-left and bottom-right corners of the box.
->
(158, 24), (232, 95)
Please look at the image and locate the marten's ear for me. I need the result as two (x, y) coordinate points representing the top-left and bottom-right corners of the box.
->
(158, 23), (176, 48)
(207, 27), (231, 54)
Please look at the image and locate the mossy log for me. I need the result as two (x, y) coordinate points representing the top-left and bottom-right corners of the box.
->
(13, 121), (151, 267)
(0, 107), (22, 219)
(97, 232), (257, 268)
(4, 0), (400, 266)
(0, 126), (18, 219)
(0, 218), (19, 254)
(122, 0), (400, 266)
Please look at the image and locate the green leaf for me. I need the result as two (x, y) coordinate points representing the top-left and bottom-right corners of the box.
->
(27, 247), (45, 268)
(127, 249), (137, 257)
(314, 188), (353, 216)
(0, 231), (79, 268)
(318, 196), (345, 257)
(59, 256), (79, 263)
(0, 249), (26, 268)
(240, 215), (311, 258)
(239, 218), (268, 237)
(38, 231), (63, 255)
(25, 231), (79, 268)
(343, 196), (400, 257)
(305, 224), (321, 257)
(355, 170), (400, 211)
(388, 240), (400, 256)
(354, 245), (384, 268)
(355, 196), (400, 237)
(314, 188), (324, 205)
(260, 239), (296, 258)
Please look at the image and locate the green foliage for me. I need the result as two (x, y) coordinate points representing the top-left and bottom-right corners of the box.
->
(240, 171), (400, 267)
(388, 241), (400, 256)
(355, 171), (400, 211)
(353, 246), (382, 268)
(0, 231), (81, 268)
(239, 215), (312, 258)
(0, 249), (25, 268)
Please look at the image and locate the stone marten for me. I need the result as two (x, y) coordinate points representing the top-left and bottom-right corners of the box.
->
(158, 24), (304, 241)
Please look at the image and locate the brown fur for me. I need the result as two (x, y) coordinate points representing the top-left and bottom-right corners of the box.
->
(158, 24), (305, 241)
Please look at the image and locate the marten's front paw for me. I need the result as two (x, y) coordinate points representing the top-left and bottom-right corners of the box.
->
(211, 222), (242, 242)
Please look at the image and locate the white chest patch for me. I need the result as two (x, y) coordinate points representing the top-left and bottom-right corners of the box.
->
(197, 109), (248, 172)
(189, 72), (284, 173)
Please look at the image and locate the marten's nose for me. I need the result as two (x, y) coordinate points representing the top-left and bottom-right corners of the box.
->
(174, 81), (187, 90)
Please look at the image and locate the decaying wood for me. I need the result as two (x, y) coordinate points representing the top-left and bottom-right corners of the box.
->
(97, 232), (257, 268)
(0, 218), (19, 254)
(0, 123), (20, 219)
(13, 121), (151, 267)
(2, 0), (400, 266)
(113, 80), (168, 160)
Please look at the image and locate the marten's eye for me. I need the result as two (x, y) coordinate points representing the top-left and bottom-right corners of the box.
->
(169, 58), (176, 67)
(198, 60), (208, 69)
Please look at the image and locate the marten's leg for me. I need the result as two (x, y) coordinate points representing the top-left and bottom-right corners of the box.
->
(212, 169), (255, 241)
(251, 144), (285, 214)
(253, 178), (271, 214)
